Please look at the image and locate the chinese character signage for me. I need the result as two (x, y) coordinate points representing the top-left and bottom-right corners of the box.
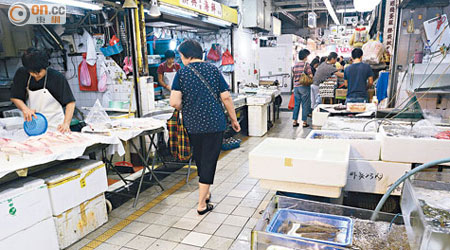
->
(383, 0), (398, 53)
(180, 0), (223, 18)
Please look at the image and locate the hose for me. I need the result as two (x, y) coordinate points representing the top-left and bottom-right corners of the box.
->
(371, 157), (450, 221)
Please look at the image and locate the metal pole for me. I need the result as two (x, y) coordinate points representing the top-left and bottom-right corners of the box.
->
(127, 8), (142, 118)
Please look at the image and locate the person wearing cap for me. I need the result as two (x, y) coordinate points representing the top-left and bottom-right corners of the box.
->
(10, 48), (75, 133)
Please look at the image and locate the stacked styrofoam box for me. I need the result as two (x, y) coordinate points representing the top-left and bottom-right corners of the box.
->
(249, 138), (350, 198)
(305, 130), (381, 161)
(140, 76), (156, 116)
(0, 178), (59, 250)
(312, 105), (331, 128)
(248, 103), (268, 136)
(33, 159), (108, 249)
(380, 125), (450, 165)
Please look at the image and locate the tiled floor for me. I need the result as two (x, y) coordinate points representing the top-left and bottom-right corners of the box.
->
(72, 111), (311, 250)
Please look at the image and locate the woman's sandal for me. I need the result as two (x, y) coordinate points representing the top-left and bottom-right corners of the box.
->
(293, 122), (300, 127)
(206, 193), (212, 204)
(197, 204), (214, 215)
(303, 122), (310, 128)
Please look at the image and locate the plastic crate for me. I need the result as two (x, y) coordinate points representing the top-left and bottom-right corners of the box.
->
(222, 138), (242, 151)
(266, 209), (354, 247)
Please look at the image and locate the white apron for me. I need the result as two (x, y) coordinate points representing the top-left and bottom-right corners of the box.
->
(162, 71), (176, 97)
(27, 74), (65, 128)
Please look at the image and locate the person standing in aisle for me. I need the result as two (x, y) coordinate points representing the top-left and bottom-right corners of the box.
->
(310, 58), (320, 76)
(157, 50), (181, 98)
(344, 48), (374, 103)
(292, 49), (313, 128)
(170, 40), (241, 215)
(10, 48), (76, 133)
(311, 52), (344, 109)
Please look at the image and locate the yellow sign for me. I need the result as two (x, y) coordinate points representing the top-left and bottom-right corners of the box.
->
(284, 158), (293, 167)
(159, 0), (238, 24)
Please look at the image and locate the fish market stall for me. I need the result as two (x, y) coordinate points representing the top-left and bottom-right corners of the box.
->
(252, 195), (411, 250)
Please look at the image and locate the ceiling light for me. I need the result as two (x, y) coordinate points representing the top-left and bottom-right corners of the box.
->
(44, 0), (102, 10)
(159, 5), (198, 18)
(323, 0), (340, 25)
(205, 17), (232, 27)
(149, 0), (161, 17)
(122, 0), (137, 9)
(169, 40), (177, 50)
(354, 0), (382, 12)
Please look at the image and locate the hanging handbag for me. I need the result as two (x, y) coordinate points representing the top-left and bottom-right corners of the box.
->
(167, 110), (192, 161)
(299, 63), (313, 86)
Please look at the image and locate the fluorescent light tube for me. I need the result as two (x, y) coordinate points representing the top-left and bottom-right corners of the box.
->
(206, 17), (232, 27)
(336, 8), (358, 13)
(323, 0), (340, 25)
(44, 0), (102, 10)
(159, 5), (198, 18)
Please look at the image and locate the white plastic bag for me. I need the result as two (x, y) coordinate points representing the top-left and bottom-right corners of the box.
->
(79, 58), (91, 87)
(85, 99), (111, 127)
(97, 59), (109, 92)
(362, 41), (385, 64)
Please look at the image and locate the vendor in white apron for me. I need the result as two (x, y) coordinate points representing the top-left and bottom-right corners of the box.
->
(10, 48), (76, 133)
(157, 50), (180, 98)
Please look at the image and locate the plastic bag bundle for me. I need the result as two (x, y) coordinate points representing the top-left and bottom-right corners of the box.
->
(362, 41), (385, 64)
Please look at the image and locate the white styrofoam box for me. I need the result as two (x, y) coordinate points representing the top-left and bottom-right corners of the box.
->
(0, 177), (52, 241)
(246, 95), (271, 105)
(260, 179), (342, 198)
(0, 217), (59, 250)
(380, 126), (450, 164)
(33, 159), (107, 216)
(305, 130), (381, 161)
(140, 76), (156, 115)
(312, 106), (330, 127)
(344, 160), (411, 196)
(249, 138), (351, 187)
(0, 117), (23, 130)
(248, 104), (268, 137)
(54, 194), (108, 249)
(321, 117), (377, 132)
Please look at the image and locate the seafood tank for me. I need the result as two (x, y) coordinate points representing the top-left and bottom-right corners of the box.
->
(252, 195), (410, 250)
(401, 172), (450, 250)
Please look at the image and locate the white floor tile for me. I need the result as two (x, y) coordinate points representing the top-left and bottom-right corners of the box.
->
(202, 212), (228, 224)
(245, 217), (259, 229)
(232, 206), (256, 217)
(184, 208), (206, 220)
(214, 224), (242, 239)
(213, 203), (236, 214)
(173, 217), (201, 230)
(95, 242), (122, 250)
(124, 235), (156, 250)
(160, 228), (190, 243)
(153, 214), (182, 227)
(122, 221), (150, 234)
(203, 236), (234, 250)
(221, 197), (242, 206)
(105, 231), (136, 246)
(193, 221), (221, 234)
(135, 212), (163, 223)
(165, 206), (192, 216)
(230, 240), (250, 250)
(147, 239), (178, 250)
(181, 232), (212, 247)
(237, 228), (253, 242)
(140, 224), (169, 238)
(173, 244), (201, 250)
(223, 215), (249, 227)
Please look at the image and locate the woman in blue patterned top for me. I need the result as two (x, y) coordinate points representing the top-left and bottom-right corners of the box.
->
(170, 40), (241, 215)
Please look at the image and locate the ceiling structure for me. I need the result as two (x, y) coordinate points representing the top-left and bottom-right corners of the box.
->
(272, 0), (358, 35)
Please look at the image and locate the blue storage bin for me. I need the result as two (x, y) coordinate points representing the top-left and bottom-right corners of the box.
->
(100, 43), (123, 57)
(147, 39), (172, 56)
(266, 209), (354, 247)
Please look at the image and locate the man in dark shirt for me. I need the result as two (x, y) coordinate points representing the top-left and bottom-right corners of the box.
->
(344, 48), (374, 103)
(10, 48), (76, 133)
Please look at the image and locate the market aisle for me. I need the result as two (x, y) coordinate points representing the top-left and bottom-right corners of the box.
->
(74, 112), (310, 250)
